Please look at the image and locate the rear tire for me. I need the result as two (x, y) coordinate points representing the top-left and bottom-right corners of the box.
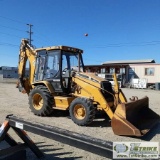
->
(29, 85), (54, 116)
(69, 97), (96, 126)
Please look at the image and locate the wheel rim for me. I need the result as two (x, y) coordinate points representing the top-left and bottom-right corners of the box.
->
(74, 104), (86, 120)
(32, 93), (43, 110)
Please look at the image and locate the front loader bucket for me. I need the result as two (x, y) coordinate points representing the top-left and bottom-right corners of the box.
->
(111, 96), (160, 136)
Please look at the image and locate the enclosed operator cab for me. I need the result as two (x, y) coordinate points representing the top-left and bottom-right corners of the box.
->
(34, 46), (84, 94)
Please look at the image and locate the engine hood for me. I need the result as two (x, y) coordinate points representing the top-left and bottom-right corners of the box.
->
(75, 72), (109, 84)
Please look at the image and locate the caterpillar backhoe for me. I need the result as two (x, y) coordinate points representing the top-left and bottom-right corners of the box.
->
(17, 39), (159, 136)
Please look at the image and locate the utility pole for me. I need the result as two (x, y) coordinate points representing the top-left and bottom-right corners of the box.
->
(27, 24), (33, 46)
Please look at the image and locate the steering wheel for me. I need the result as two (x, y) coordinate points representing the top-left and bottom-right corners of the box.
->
(62, 68), (68, 75)
(62, 68), (68, 72)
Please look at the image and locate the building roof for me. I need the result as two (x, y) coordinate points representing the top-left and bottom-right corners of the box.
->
(84, 64), (102, 67)
(0, 66), (29, 71)
(102, 59), (155, 65)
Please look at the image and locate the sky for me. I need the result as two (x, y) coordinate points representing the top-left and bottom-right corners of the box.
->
(0, 0), (160, 66)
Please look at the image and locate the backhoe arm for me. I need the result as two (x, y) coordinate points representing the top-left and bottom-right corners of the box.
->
(17, 39), (36, 94)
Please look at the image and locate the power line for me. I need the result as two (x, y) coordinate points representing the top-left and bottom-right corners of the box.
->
(0, 15), (26, 24)
(0, 42), (19, 47)
(78, 40), (160, 48)
(0, 16), (160, 49)
(0, 24), (25, 32)
(0, 31), (22, 38)
(33, 29), (56, 46)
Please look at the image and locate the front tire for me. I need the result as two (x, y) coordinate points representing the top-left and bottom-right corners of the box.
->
(69, 97), (96, 126)
(29, 85), (54, 116)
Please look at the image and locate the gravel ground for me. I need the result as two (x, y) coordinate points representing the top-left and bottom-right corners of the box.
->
(0, 83), (159, 160)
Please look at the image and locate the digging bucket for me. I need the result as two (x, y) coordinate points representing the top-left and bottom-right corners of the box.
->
(111, 96), (160, 136)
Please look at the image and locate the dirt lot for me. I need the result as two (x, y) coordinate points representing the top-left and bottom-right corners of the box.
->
(0, 83), (160, 160)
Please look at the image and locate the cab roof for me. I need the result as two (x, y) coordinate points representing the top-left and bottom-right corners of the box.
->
(35, 45), (83, 53)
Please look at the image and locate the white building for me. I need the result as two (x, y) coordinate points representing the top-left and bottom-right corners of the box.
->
(128, 63), (160, 87)
(85, 59), (160, 88)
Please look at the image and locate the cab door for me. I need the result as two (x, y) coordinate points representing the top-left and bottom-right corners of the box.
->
(34, 50), (46, 81)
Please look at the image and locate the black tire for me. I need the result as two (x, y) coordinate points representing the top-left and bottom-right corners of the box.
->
(29, 85), (54, 116)
(69, 97), (96, 126)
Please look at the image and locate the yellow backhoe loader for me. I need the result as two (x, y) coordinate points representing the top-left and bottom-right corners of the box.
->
(17, 39), (159, 136)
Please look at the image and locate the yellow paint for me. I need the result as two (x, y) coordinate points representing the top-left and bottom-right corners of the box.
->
(54, 96), (75, 109)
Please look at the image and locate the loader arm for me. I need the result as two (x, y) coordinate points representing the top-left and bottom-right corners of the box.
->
(113, 73), (127, 103)
(72, 72), (160, 136)
(17, 39), (36, 94)
(72, 73), (115, 119)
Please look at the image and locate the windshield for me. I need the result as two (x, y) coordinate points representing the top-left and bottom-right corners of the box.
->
(62, 51), (84, 72)
(45, 50), (60, 79)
